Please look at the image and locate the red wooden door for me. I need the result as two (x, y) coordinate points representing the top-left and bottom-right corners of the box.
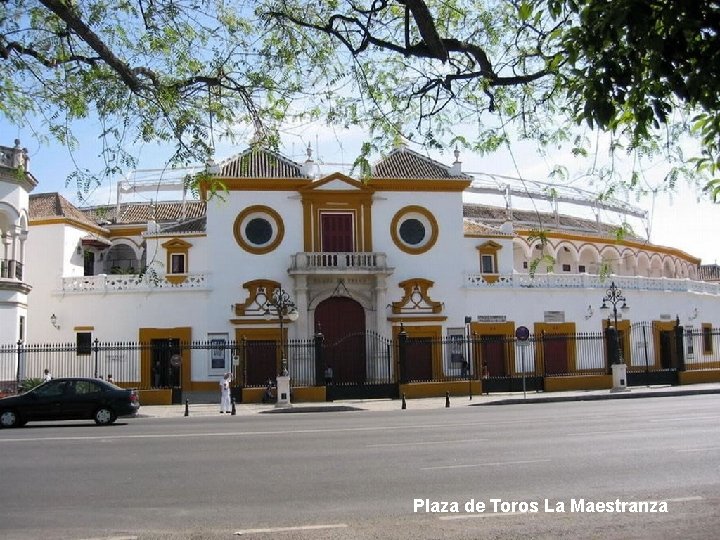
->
(405, 338), (434, 381)
(321, 213), (354, 252)
(543, 335), (568, 374)
(482, 337), (507, 377)
(315, 297), (366, 383)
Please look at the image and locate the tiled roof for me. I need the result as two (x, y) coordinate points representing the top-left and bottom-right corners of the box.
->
(371, 146), (471, 179)
(463, 219), (509, 236)
(81, 201), (206, 225)
(158, 216), (207, 234)
(29, 193), (103, 229)
(463, 203), (642, 239)
(219, 147), (307, 178)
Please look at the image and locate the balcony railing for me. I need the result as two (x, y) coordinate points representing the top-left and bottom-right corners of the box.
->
(60, 273), (209, 293)
(464, 272), (720, 295)
(290, 252), (393, 274)
(0, 259), (23, 280)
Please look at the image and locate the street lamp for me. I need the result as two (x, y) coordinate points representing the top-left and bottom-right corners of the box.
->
(263, 287), (299, 375)
(600, 281), (629, 364)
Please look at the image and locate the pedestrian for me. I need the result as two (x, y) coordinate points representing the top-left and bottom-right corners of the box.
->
(43, 368), (52, 382)
(219, 372), (232, 413)
(107, 374), (114, 384)
(262, 379), (275, 404)
(324, 366), (333, 385)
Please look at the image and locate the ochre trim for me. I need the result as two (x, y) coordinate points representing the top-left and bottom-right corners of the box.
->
(234, 327), (287, 386)
(30, 217), (108, 236)
(516, 229), (700, 264)
(138, 327), (192, 391)
(387, 315), (448, 322)
(393, 324), (443, 379)
(73, 326), (95, 331)
(534, 322), (578, 373)
(162, 238), (191, 282)
(470, 321), (517, 375)
(651, 320), (677, 370)
(391, 278), (443, 314)
(601, 318), (631, 366)
(369, 178), (471, 192)
(201, 178), (311, 196)
(108, 226), (146, 237)
(390, 205), (439, 255)
(234, 279), (280, 317)
(233, 205), (285, 255)
(299, 176), (374, 252)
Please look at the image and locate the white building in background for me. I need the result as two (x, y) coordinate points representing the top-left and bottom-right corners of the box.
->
(1, 139), (719, 398)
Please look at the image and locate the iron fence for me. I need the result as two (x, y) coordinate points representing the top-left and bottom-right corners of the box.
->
(2, 323), (719, 395)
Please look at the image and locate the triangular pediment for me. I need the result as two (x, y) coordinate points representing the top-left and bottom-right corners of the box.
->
(299, 172), (374, 194)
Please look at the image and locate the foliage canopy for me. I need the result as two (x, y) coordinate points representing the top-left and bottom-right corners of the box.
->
(1, 0), (718, 198)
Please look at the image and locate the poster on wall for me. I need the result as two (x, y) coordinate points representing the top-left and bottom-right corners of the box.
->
(209, 335), (228, 371)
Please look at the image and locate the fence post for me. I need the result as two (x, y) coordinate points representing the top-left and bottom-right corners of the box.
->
(314, 330), (324, 386)
(675, 316), (685, 372)
(16, 339), (23, 390)
(92, 338), (100, 378)
(398, 324), (408, 384)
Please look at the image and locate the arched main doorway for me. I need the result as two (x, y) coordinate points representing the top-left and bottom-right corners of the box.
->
(315, 296), (366, 384)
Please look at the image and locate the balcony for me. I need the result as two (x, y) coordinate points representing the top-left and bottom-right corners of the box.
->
(464, 273), (720, 295)
(0, 259), (22, 280)
(289, 252), (393, 275)
(59, 273), (210, 293)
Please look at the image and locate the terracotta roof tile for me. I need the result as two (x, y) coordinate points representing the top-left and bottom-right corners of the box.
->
(219, 147), (307, 178)
(371, 147), (471, 179)
(29, 193), (102, 229)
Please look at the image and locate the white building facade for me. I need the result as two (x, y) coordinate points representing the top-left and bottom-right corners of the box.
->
(2, 141), (719, 399)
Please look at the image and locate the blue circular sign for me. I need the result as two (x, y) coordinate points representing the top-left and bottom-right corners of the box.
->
(515, 326), (530, 341)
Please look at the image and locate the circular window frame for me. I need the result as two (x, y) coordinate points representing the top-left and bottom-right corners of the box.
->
(233, 205), (285, 254)
(390, 205), (439, 255)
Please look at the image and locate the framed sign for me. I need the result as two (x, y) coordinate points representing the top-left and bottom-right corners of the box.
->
(208, 334), (229, 372)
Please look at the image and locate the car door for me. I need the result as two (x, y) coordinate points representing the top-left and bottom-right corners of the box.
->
(63, 380), (103, 419)
(24, 380), (69, 421)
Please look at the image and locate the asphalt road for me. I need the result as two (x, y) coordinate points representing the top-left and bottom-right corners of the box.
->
(1, 395), (719, 539)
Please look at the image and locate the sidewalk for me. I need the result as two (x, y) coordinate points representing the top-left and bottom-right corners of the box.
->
(138, 383), (720, 418)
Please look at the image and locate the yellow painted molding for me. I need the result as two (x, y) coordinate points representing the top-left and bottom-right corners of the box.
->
(390, 205), (439, 255)
(400, 381), (482, 399)
(233, 205), (285, 255)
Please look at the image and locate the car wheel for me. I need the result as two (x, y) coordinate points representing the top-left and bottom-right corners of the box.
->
(94, 407), (116, 425)
(0, 410), (21, 428)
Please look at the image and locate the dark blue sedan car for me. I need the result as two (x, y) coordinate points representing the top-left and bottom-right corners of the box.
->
(0, 378), (140, 427)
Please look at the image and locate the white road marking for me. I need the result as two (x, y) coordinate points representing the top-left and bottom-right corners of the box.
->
(367, 438), (487, 448)
(665, 496), (704, 503)
(234, 523), (348, 535)
(421, 459), (551, 470)
(0, 420), (527, 443)
(649, 416), (720, 422)
(677, 446), (720, 453)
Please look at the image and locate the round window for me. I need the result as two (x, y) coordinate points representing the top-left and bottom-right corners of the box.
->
(399, 219), (426, 245)
(390, 206), (438, 254)
(245, 218), (273, 246)
(233, 206), (284, 254)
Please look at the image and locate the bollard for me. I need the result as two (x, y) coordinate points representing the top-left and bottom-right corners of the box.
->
(401, 393), (407, 410)
(445, 391), (450, 408)
(231, 397), (237, 416)
(184, 399), (189, 417)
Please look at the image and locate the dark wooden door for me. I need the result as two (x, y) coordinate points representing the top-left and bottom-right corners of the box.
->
(405, 338), (434, 381)
(245, 340), (277, 387)
(543, 335), (568, 374)
(482, 336), (507, 377)
(315, 296), (365, 384)
(321, 213), (354, 252)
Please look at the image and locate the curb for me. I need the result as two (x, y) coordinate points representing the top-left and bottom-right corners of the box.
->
(475, 387), (720, 406)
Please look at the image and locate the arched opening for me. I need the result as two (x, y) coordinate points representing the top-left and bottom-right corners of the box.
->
(315, 296), (366, 384)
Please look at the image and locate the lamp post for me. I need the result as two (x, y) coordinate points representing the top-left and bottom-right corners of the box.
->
(263, 287), (299, 376)
(600, 281), (630, 393)
(600, 281), (629, 364)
